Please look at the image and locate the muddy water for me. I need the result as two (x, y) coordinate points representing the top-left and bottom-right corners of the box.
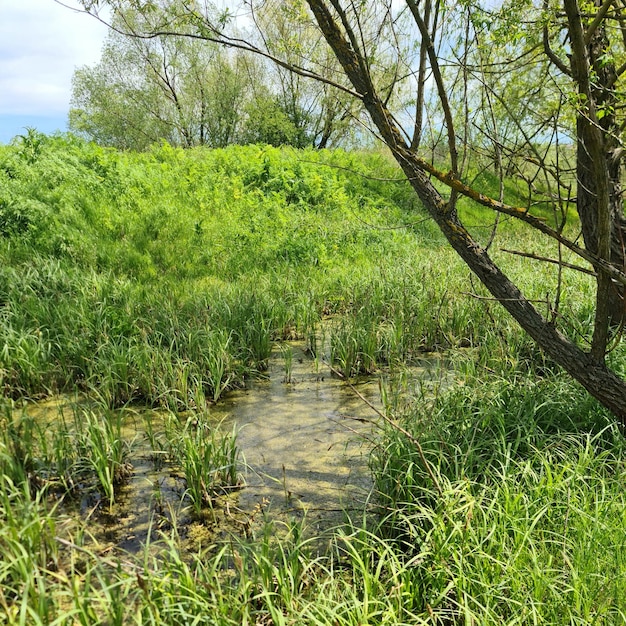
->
(214, 344), (378, 536)
(22, 344), (446, 553)
(211, 343), (447, 540)
(102, 451), (187, 553)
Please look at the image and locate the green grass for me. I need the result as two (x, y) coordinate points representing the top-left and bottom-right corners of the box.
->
(2, 372), (625, 625)
(0, 133), (599, 401)
(167, 412), (239, 515)
(368, 370), (626, 624)
(0, 132), (624, 624)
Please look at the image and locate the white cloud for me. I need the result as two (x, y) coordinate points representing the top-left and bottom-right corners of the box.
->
(0, 0), (109, 115)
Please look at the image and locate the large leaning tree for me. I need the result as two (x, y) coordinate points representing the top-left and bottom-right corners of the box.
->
(71, 0), (626, 421)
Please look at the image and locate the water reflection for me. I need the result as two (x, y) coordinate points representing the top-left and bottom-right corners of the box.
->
(22, 343), (446, 553)
(214, 344), (377, 535)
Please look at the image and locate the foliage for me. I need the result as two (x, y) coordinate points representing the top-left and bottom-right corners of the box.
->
(1, 372), (626, 624)
(1, 134), (625, 623)
(70, 7), (264, 149)
(246, 0), (373, 148)
(0, 136), (437, 404)
(69, 0), (372, 150)
(240, 93), (312, 147)
(0, 134), (603, 403)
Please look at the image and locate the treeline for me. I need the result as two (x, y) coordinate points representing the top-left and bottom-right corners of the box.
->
(69, 0), (384, 151)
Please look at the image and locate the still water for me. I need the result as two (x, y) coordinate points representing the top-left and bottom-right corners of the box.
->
(25, 342), (445, 553)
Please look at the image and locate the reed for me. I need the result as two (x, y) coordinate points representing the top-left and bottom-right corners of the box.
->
(166, 411), (240, 515)
(368, 371), (626, 624)
(280, 343), (294, 383)
(74, 406), (132, 510)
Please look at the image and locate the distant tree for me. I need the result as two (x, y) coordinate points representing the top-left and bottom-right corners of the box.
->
(240, 92), (310, 147)
(247, 0), (364, 148)
(70, 6), (254, 149)
(72, 0), (404, 150)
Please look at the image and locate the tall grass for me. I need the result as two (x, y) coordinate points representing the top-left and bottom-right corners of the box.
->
(0, 135), (597, 402)
(369, 372), (626, 624)
(166, 411), (240, 515)
(1, 135), (624, 624)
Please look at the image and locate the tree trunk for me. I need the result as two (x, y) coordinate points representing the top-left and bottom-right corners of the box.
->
(577, 121), (626, 324)
(306, 0), (626, 423)
(575, 27), (626, 325)
(395, 145), (626, 424)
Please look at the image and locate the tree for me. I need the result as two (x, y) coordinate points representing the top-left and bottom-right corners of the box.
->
(305, 0), (626, 418)
(75, 0), (626, 421)
(239, 91), (311, 146)
(245, 0), (364, 147)
(70, 5), (255, 149)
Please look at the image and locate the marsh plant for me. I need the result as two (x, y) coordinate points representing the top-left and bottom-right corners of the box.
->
(367, 374), (626, 624)
(280, 343), (294, 383)
(166, 411), (240, 515)
(0, 399), (135, 512)
(0, 476), (62, 621)
(77, 408), (133, 511)
(142, 411), (168, 470)
(329, 321), (361, 378)
(0, 402), (38, 485)
(205, 329), (235, 403)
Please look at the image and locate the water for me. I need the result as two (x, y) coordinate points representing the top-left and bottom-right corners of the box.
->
(22, 342), (446, 552)
(213, 342), (380, 537)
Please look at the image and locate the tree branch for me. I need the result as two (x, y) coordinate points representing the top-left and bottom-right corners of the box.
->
(405, 0), (459, 178)
(584, 0), (618, 45)
(61, 0), (364, 101)
(500, 248), (597, 276)
(543, 0), (572, 75)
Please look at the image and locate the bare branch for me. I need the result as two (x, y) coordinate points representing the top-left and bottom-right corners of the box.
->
(59, 0), (364, 100)
(542, 0), (572, 76)
(500, 248), (597, 276)
(405, 0), (458, 177)
(410, 0), (432, 150)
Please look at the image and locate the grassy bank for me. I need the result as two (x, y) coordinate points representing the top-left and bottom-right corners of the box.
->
(1, 374), (624, 624)
(0, 132), (625, 623)
(1, 134), (598, 404)
(1, 134), (444, 406)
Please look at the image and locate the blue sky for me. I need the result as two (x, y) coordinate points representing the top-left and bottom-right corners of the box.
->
(0, 0), (108, 144)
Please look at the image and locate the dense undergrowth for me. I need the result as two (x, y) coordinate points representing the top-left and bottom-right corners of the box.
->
(0, 133), (446, 406)
(0, 132), (625, 624)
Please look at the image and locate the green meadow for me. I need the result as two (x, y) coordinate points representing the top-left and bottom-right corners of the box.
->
(0, 132), (625, 624)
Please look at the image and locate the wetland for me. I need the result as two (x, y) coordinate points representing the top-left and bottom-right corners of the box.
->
(19, 340), (447, 559)
(1, 138), (625, 624)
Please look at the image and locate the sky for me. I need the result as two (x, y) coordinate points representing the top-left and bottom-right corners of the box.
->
(0, 0), (109, 144)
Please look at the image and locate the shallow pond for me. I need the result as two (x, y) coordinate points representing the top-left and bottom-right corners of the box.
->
(217, 342), (448, 537)
(21, 342), (446, 554)
(212, 342), (380, 537)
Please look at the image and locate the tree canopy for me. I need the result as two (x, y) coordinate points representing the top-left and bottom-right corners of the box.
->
(70, 1), (375, 149)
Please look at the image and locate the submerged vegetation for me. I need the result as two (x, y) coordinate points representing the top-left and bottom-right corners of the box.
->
(0, 132), (625, 623)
